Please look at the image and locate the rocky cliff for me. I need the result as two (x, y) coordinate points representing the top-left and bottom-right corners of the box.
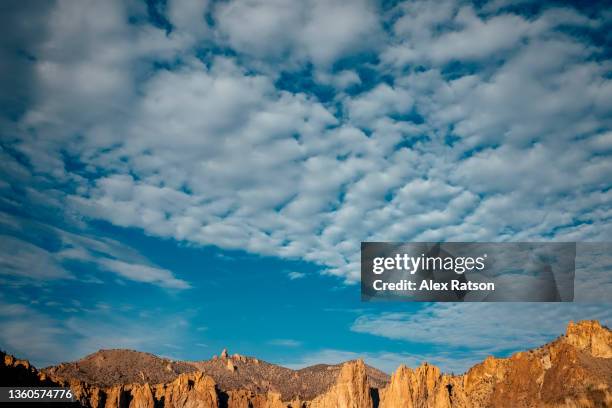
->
(1, 320), (610, 408)
(309, 359), (373, 408)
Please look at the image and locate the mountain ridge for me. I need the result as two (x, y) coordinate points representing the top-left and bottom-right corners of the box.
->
(1, 320), (611, 407)
(43, 348), (390, 400)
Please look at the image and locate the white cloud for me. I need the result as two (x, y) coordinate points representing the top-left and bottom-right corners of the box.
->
(168, 0), (210, 38)
(346, 84), (414, 126)
(4, 0), (612, 285)
(588, 130), (612, 153)
(428, 8), (531, 63)
(214, 0), (301, 63)
(213, 0), (382, 68)
(382, 1), (600, 67)
(297, 0), (382, 67)
(315, 70), (361, 90)
(17, 0), (189, 177)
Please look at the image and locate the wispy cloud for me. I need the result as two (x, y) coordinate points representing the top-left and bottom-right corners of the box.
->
(0, 235), (73, 281)
(351, 303), (612, 353)
(287, 271), (306, 280)
(0, 298), (191, 367)
(0, 213), (190, 290)
(268, 339), (302, 348)
(99, 259), (190, 290)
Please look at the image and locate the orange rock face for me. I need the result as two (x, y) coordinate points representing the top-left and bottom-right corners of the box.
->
(1, 320), (610, 408)
(309, 360), (373, 408)
(565, 320), (612, 358)
(378, 363), (465, 408)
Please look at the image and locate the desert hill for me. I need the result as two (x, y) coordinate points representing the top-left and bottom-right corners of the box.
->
(1, 320), (611, 407)
(44, 349), (198, 387)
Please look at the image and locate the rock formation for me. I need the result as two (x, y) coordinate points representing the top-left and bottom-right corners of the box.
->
(309, 360), (372, 408)
(1, 320), (610, 408)
(378, 363), (465, 408)
(565, 319), (612, 358)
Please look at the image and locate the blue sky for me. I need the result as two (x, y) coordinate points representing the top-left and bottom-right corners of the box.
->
(0, 0), (611, 373)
